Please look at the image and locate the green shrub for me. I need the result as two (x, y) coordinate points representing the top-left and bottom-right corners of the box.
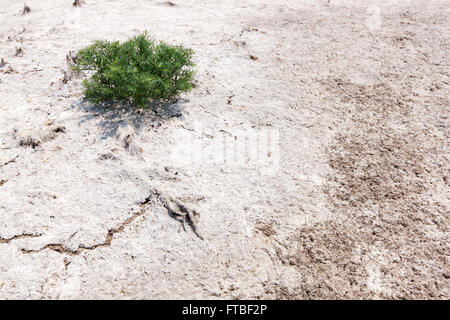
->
(73, 32), (195, 107)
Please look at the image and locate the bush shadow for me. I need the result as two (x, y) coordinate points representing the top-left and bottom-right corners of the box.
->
(72, 98), (187, 139)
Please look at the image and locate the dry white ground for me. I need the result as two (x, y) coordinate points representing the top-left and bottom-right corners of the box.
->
(0, 0), (449, 299)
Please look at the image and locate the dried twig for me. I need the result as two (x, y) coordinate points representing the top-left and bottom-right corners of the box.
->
(15, 47), (24, 57)
(73, 0), (86, 7)
(22, 4), (31, 15)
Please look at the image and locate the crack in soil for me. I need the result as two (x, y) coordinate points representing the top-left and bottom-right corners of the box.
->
(21, 195), (154, 256)
(20, 188), (203, 255)
(0, 155), (18, 167)
(0, 233), (41, 244)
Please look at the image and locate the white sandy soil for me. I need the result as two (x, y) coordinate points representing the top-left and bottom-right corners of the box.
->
(0, 0), (449, 299)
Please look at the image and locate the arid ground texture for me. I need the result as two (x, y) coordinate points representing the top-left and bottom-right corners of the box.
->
(0, 0), (449, 299)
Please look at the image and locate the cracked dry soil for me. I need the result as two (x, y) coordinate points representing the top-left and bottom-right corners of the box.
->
(0, 0), (449, 299)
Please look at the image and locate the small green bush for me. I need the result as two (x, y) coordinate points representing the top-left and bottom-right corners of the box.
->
(73, 33), (195, 107)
